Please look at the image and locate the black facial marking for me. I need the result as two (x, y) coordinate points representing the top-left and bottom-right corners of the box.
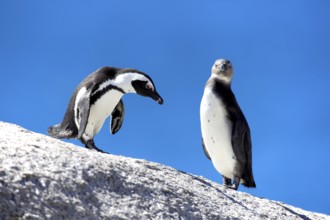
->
(131, 80), (150, 97)
(132, 80), (163, 104)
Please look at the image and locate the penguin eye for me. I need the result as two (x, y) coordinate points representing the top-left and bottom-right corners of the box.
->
(145, 84), (153, 90)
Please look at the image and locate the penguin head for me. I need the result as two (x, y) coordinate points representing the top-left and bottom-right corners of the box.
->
(212, 59), (234, 84)
(114, 70), (163, 104)
(130, 74), (164, 105)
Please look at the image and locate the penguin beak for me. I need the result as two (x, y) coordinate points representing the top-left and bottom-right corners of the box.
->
(151, 91), (164, 105)
(222, 61), (232, 71)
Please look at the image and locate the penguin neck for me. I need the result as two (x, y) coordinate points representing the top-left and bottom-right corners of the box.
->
(113, 72), (142, 94)
(210, 74), (232, 87)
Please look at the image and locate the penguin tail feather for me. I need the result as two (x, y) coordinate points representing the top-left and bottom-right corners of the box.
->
(48, 123), (74, 139)
(242, 179), (256, 188)
(242, 169), (256, 188)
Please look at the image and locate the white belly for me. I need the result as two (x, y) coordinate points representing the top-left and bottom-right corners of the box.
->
(200, 87), (236, 179)
(84, 90), (123, 138)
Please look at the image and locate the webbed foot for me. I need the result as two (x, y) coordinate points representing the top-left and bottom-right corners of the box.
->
(84, 139), (107, 154)
(223, 176), (240, 190)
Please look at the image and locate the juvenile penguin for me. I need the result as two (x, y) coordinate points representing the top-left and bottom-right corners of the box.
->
(200, 59), (256, 190)
(48, 66), (163, 153)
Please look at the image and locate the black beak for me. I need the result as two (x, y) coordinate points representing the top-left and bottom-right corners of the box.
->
(221, 63), (228, 71)
(151, 91), (164, 105)
(222, 61), (232, 71)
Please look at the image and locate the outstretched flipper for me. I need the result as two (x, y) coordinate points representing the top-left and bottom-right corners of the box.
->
(76, 88), (92, 139)
(110, 99), (125, 134)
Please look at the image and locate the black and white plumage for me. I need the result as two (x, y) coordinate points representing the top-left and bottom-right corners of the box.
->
(200, 59), (256, 190)
(48, 66), (163, 153)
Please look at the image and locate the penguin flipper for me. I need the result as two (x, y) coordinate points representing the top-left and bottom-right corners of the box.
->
(241, 128), (256, 187)
(232, 117), (256, 188)
(76, 89), (92, 139)
(231, 119), (248, 165)
(202, 138), (211, 160)
(110, 99), (125, 134)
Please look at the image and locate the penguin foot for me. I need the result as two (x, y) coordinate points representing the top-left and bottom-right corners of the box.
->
(84, 139), (106, 153)
(223, 176), (232, 186)
(223, 176), (240, 190)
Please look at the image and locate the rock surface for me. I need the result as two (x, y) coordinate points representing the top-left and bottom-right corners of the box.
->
(0, 122), (328, 220)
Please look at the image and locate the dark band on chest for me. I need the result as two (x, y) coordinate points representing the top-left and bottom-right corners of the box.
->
(90, 85), (125, 105)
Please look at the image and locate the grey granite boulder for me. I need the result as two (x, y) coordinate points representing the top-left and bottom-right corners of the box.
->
(0, 122), (328, 220)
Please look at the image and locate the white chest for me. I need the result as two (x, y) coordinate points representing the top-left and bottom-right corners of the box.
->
(85, 90), (123, 137)
(200, 88), (236, 178)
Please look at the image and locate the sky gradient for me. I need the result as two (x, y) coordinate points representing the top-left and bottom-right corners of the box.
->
(1, 1), (330, 215)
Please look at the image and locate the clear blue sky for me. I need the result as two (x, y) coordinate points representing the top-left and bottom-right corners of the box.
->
(1, 1), (330, 215)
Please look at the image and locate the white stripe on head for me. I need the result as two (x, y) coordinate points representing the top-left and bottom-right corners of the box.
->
(90, 72), (154, 97)
(113, 72), (154, 93)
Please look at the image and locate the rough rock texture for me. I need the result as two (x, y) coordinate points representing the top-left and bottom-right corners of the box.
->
(0, 122), (328, 220)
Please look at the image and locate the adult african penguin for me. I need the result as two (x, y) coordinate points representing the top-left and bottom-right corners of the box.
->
(200, 59), (256, 190)
(48, 66), (163, 153)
